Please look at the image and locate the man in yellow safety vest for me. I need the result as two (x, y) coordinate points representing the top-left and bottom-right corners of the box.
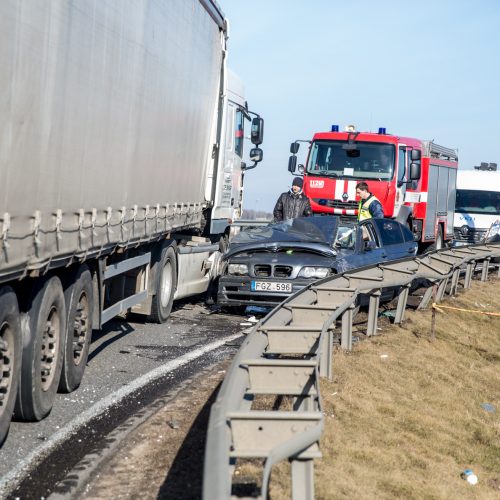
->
(356, 182), (384, 220)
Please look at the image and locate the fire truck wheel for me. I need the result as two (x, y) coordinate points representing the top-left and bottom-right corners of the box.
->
(0, 286), (22, 445)
(149, 245), (177, 324)
(59, 265), (93, 393)
(16, 276), (65, 421)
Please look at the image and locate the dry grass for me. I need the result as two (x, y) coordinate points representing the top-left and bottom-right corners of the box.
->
(271, 278), (500, 499)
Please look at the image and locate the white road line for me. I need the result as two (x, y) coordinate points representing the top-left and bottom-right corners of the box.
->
(0, 332), (243, 496)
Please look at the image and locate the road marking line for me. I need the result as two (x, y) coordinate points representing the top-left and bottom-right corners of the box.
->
(0, 332), (243, 496)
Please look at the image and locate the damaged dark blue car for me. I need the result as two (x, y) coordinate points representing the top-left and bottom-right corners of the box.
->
(217, 215), (417, 310)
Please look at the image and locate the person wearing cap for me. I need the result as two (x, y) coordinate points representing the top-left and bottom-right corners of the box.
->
(272, 177), (312, 222)
(356, 182), (384, 220)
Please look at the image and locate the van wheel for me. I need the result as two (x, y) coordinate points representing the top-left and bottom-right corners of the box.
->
(59, 266), (93, 393)
(149, 245), (177, 323)
(16, 276), (65, 421)
(0, 286), (22, 444)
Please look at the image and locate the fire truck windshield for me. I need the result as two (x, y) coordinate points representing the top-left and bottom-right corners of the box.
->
(306, 141), (395, 181)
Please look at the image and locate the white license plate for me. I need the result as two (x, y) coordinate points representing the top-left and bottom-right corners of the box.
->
(251, 281), (292, 293)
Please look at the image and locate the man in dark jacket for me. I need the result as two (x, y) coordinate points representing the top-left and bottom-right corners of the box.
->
(273, 177), (312, 222)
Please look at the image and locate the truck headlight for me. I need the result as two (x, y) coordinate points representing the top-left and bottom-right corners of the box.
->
(227, 263), (249, 275)
(298, 266), (329, 279)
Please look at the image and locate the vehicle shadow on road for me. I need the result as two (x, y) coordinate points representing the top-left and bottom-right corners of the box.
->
(157, 382), (220, 499)
(87, 320), (136, 362)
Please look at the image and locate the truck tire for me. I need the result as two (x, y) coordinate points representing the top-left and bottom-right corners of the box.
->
(0, 286), (22, 445)
(15, 276), (65, 421)
(149, 245), (177, 323)
(59, 265), (93, 393)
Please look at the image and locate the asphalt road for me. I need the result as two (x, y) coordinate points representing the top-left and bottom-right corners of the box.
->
(0, 299), (254, 497)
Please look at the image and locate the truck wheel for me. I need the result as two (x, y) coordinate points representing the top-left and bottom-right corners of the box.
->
(149, 245), (177, 323)
(16, 276), (65, 421)
(0, 286), (22, 445)
(59, 265), (93, 393)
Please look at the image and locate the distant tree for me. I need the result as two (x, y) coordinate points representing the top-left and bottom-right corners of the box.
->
(242, 208), (272, 220)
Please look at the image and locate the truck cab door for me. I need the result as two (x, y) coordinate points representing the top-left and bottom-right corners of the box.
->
(394, 145), (407, 216)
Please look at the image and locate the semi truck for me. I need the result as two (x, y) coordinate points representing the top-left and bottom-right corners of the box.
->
(0, 0), (263, 443)
(287, 125), (457, 251)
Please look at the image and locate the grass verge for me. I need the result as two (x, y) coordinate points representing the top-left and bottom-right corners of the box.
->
(271, 279), (500, 499)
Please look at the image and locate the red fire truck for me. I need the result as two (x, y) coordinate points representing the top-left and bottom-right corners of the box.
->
(288, 125), (458, 250)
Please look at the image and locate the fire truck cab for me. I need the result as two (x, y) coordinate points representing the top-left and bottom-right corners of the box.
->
(288, 125), (458, 250)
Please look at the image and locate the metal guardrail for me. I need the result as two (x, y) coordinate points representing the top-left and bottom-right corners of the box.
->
(203, 243), (500, 499)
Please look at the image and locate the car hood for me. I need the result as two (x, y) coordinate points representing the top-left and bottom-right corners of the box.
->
(226, 216), (340, 259)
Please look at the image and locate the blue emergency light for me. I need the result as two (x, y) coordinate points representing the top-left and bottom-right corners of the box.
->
(331, 124), (339, 132)
(378, 127), (386, 134)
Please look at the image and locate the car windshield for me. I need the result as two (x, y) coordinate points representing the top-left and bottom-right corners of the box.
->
(455, 189), (500, 215)
(307, 140), (395, 181)
(232, 216), (341, 245)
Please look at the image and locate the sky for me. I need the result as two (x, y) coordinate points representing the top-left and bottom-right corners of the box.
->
(222, 0), (500, 213)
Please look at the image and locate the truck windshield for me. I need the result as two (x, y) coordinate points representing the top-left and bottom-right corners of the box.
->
(455, 189), (500, 215)
(306, 140), (395, 181)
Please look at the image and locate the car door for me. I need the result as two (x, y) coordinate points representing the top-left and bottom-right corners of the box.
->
(339, 222), (388, 270)
(371, 219), (417, 259)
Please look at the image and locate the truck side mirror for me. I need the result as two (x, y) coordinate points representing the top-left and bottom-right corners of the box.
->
(249, 147), (263, 163)
(288, 155), (297, 173)
(290, 142), (300, 154)
(409, 162), (421, 180)
(250, 117), (264, 145)
(410, 149), (421, 161)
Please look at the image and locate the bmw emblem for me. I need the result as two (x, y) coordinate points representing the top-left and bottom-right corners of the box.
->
(342, 192), (348, 201)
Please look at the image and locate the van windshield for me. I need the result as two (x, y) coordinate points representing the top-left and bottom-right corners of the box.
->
(455, 189), (500, 215)
(306, 141), (395, 181)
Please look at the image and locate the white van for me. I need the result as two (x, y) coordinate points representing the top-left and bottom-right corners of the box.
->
(453, 169), (500, 245)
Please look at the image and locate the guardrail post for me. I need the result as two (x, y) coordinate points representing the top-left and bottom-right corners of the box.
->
(481, 257), (491, 281)
(394, 284), (410, 324)
(291, 458), (315, 500)
(464, 260), (475, 289)
(417, 285), (434, 310)
(319, 329), (333, 380)
(341, 304), (354, 350)
(449, 268), (460, 296)
(366, 290), (381, 336)
(435, 278), (448, 302)
(293, 395), (314, 412)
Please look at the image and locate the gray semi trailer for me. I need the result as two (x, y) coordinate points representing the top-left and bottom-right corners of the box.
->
(0, 0), (263, 443)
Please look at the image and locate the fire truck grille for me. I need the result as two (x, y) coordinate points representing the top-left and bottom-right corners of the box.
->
(312, 198), (358, 210)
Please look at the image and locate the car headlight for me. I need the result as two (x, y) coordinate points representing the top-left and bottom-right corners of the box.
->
(298, 266), (330, 279)
(227, 263), (249, 275)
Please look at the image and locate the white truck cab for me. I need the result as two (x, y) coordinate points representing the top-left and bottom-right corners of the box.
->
(453, 168), (500, 245)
